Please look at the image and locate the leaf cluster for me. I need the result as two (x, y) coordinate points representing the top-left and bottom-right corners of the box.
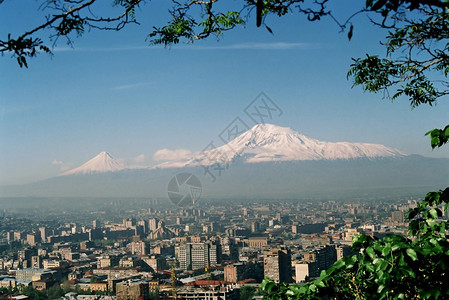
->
(0, 0), (143, 68)
(348, 1), (449, 107)
(426, 126), (449, 149)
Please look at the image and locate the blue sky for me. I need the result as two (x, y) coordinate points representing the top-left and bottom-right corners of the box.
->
(0, 1), (448, 185)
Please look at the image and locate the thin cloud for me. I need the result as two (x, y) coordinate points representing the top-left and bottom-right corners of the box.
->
(188, 42), (321, 50)
(153, 149), (193, 162)
(51, 160), (72, 171)
(53, 42), (320, 53)
(112, 82), (150, 90)
(134, 154), (146, 163)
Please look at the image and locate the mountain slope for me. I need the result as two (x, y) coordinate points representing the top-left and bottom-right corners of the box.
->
(61, 151), (126, 175)
(1, 155), (447, 198)
(159, 124), (406, 168)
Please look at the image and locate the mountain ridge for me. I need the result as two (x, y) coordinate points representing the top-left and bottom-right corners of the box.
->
(156, 123), (407, 168)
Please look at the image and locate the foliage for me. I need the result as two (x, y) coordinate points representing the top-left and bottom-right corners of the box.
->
(21, 285), (48, 300)
(4, 284), (66, 300)
(1, 0), (143, 68)
(149, 288), (160, 300)
(347, 1), (449, 108)
(240, 285), (257, 300)
(2, 282), (104, 299)
(46, 284), (66, 299)
(426, 125), (449, 149)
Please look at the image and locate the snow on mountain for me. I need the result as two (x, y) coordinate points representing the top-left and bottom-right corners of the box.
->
(157, 123), (407, 168)
(61, 151), (126, 175)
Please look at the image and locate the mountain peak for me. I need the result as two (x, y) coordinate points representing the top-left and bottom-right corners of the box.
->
(159, 123), (407, 168)
(249, 123), (302, 136)
(61, 151), (126, 176)
(251, 123), (295, 132)
(97, 151), (113, 158)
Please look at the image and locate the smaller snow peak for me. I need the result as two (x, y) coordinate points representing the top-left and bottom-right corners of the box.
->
(61, 151), (126, 176)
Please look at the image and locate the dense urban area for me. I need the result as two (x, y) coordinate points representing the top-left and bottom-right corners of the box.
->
(0, 194), (434, 300)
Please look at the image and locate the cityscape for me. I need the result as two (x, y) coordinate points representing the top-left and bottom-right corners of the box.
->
(0, 194), (430, 299)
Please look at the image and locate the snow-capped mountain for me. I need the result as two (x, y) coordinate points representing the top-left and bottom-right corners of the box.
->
(1, 124), (447, 198)
(158, 123), (407, 168)
(61, 151), (126, 175)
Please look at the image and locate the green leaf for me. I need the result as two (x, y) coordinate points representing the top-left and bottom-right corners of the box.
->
(319, 270), (327, 280)
(382, 243), (392, 256)
(333, 259), (346, 270)
(429, 208), (439, 219)
(377, 284), (386, 294)
(394, 293), (406, 300)
(406, 248), (418, 261)
(365, 246), (376, 259)
(365, 262), (375, 272)
(426, 218), (437, 230)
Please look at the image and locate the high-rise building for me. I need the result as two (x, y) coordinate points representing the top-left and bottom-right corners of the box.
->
(6, 232), (14, 242)
(263, 247), (292, 283)
(222, 237), (239, 261)
(39, 227), (51, 243)
(251, 221), (260, 233)
(190, 243), (209, 270)
(314, 245), (337, 273)
(31, 256), (42, 269)
(149, 218), (158, 232)
(131, 240), (149, 256)
(26, 233), (40, 246)
(392, 211), (405, 223)
(178, 242), (222, 270)
(123, 218), (136, 228)
(292, 225), (299, 234)
(298, 245), (338, 281)
(137, 220), (148, 234)
(88, 228), (103, 241)
(335, 245), (355, 260)
(92, 219), (99, 229)
(14, 231), (25, 241)
(209, 243), (222, 266)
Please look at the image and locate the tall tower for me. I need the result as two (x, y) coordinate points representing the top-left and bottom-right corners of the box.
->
(263, 247), (292, 283)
